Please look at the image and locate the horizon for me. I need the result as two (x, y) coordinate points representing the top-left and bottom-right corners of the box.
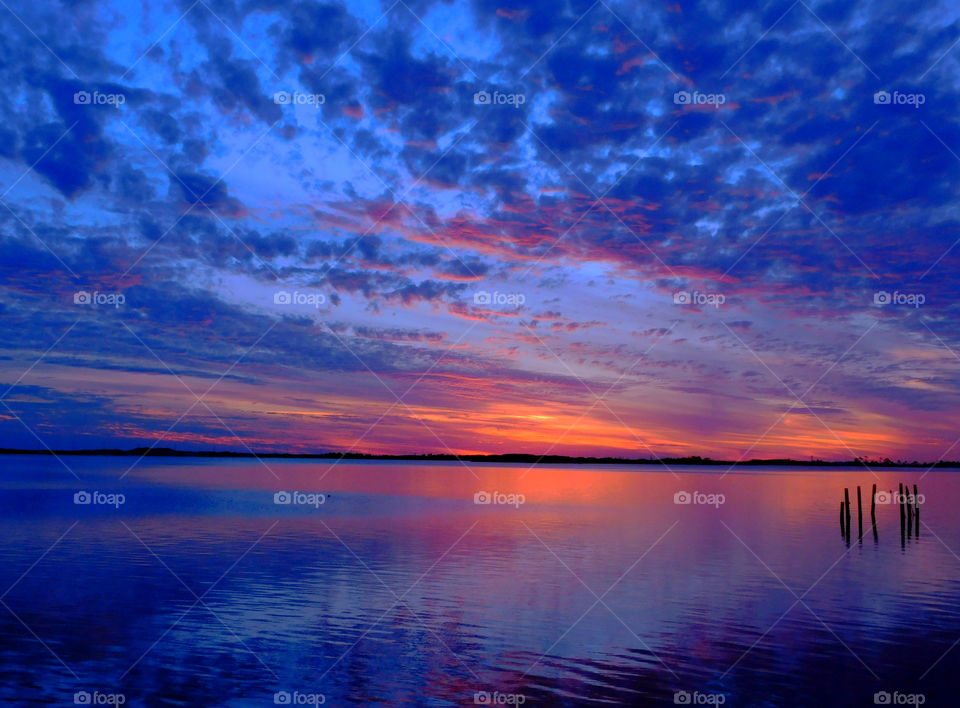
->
(2, 0), (960, 462)
(2, 444), (958, 468)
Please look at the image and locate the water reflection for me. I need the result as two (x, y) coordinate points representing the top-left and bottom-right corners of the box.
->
(0, 457), (959, 705)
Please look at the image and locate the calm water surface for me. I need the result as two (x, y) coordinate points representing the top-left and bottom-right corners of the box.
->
(1, 456), (959, 706)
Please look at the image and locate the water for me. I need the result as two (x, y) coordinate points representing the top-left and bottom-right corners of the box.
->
(0, 456), (958, 706)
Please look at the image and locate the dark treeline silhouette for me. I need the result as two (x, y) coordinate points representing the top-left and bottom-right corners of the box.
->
(1, 448), (958, 467)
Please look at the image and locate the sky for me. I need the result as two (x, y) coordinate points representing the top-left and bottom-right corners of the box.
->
(1, 0), (959, 461)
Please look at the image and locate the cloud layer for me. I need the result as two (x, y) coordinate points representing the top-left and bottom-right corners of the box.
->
(2, 0), (960, 461)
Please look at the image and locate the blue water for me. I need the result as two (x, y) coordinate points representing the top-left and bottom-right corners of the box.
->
(0, 456), (958, 706)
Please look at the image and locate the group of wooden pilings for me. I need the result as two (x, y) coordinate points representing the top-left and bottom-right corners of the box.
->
(840, 484), (874, 544)
(839, 482), (920, 546)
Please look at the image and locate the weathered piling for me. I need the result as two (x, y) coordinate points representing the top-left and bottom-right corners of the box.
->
(899, 483), (906, 546)
(907, 482), (915, 537)
(844, 487), (851, 544)
(840, 501), (846, 536)
(909, 482), (916, 536)
(857, 486), (863, 539)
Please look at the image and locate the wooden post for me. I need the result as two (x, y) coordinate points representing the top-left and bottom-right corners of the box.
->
(844, 488), (851, 544)
(907, 482), (913, 537)
(871, 483), (878, 540)
(844, 487), (851, 520)
(857, 485), (863, 540)
(840, 501), (846, 535)
(903, 484), (914, 536)
(899, 483), (905, 547)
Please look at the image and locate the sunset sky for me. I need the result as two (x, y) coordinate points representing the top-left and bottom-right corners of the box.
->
(1, 0), (959, 461)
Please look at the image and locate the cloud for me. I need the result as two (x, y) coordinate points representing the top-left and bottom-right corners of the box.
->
(1, 0), (959, 459)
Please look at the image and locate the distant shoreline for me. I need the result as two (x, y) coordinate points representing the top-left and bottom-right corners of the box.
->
(0, 447), (956, 468)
